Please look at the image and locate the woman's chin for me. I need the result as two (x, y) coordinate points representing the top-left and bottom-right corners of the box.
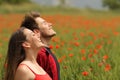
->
(38, 43), (46, 48)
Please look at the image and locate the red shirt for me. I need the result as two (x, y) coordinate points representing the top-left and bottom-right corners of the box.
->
(37, 47), (60, 80)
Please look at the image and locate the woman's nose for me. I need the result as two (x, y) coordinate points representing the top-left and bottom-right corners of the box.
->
(35, 33), (40, 38)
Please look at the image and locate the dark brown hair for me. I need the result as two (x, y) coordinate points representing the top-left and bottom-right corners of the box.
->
(4, 27), (26, 80)
(20, 11), (40, 31)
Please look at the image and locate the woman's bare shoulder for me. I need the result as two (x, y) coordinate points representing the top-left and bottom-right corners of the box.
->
(14, 64), (30, 80)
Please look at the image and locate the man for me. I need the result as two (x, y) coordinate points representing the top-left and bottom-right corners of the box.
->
(20, 11), (60, 80)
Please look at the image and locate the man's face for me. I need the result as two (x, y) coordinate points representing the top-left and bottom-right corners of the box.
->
(35, 17), (56, 38)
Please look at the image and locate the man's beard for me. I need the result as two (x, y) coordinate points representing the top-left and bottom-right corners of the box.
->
(41, 32), (56, 38)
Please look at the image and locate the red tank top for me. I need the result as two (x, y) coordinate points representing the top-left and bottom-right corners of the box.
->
(20, 64), (52, 80)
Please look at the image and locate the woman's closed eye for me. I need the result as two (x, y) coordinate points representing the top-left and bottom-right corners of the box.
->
(32, 33), (35, 36)
(42, 21), (48, 25)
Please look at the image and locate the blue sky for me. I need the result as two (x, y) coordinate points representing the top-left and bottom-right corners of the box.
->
(31, 0), (107, 10)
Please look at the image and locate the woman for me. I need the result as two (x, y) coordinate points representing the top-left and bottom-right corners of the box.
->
(4, 27), (52, 80)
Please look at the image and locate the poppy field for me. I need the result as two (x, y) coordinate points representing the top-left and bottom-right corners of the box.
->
(0, 12), (120, 80)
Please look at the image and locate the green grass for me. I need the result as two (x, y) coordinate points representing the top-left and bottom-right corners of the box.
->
(0, 3), (81, 14)
(0, 2), (120, 15)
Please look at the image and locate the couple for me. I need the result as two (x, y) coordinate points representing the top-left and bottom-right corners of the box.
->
(4, 12), (60, 80)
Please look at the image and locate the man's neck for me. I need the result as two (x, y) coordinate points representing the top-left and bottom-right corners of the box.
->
(41, 37), (51, 48)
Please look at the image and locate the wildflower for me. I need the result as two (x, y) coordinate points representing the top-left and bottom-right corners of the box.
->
(58, 58), (62, 63)
(105, 64), (111, 71)
(74, 42), (80, 47)
(113, 31), (119, 36)
(82, 71), (89, 76)
(61, 55), (66, 60)
(60, 41), (65, 46)
(52, 37), (59, 42)
(96, 44), (102, 49)
(98, 62), (103, 67)
(107, 40), (112, 44)
(88, 53), (93, 58)
(81, 49), (86, 54)
(56, 45), (60, 49)
(74, 37), (78, 40)
(81, 56), (86, 61)
(80, 32), (85, 37)
(68, 47), (72, 50)
(69, 53), (74, 57)
(49, 45), (53, 49)
(93, 49), (98, 54)
(103, 55), (108, 60)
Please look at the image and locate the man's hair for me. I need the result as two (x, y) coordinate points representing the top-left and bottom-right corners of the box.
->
(20, 11), (40, 31)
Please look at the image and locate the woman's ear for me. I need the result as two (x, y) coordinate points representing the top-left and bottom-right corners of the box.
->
(22, 41), (31, 48)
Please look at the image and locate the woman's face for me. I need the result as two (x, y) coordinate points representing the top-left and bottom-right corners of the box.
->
(23, 28), (45, 49)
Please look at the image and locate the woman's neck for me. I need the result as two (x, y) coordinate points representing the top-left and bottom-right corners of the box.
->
(25, 49), (38, 64)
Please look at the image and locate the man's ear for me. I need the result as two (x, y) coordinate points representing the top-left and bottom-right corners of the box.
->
(22, 41), (31, 48)
(33, 29), (40, 34)
(33, 29), (40, 38)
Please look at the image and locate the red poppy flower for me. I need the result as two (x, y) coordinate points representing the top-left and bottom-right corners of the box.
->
(82, 71), (89, 76)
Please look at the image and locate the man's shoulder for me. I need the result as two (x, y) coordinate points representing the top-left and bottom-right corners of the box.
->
(38, 47), (46, 54)
(38, 47), (48, 57)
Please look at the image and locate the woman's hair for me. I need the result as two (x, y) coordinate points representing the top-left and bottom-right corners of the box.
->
(20, 11), (40, 31)
(4, 27), (26, 80)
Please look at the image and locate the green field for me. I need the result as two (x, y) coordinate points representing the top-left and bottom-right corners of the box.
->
(0, 3), (120, 80)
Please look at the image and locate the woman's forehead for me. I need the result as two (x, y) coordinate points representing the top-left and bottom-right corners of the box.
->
(23, 28), (33, 37)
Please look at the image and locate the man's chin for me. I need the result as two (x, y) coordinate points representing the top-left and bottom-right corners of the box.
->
(53, 32), (56, 36)
(50, 33), (56, 37)
(50, 31), (56, 37)
(42, 33), (56, 38)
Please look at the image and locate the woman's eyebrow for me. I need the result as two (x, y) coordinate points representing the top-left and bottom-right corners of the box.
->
(27, 31), (33, 37)
(30, 31), (34, 35)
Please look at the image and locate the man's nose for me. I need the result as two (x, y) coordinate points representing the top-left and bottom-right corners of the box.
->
(48, 22), (52, 26)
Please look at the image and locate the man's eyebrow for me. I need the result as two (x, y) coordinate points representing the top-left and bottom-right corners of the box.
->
(42, 20), (47, 23)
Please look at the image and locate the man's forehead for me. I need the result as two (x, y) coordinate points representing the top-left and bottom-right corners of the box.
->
(35, 17), (45, 22)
